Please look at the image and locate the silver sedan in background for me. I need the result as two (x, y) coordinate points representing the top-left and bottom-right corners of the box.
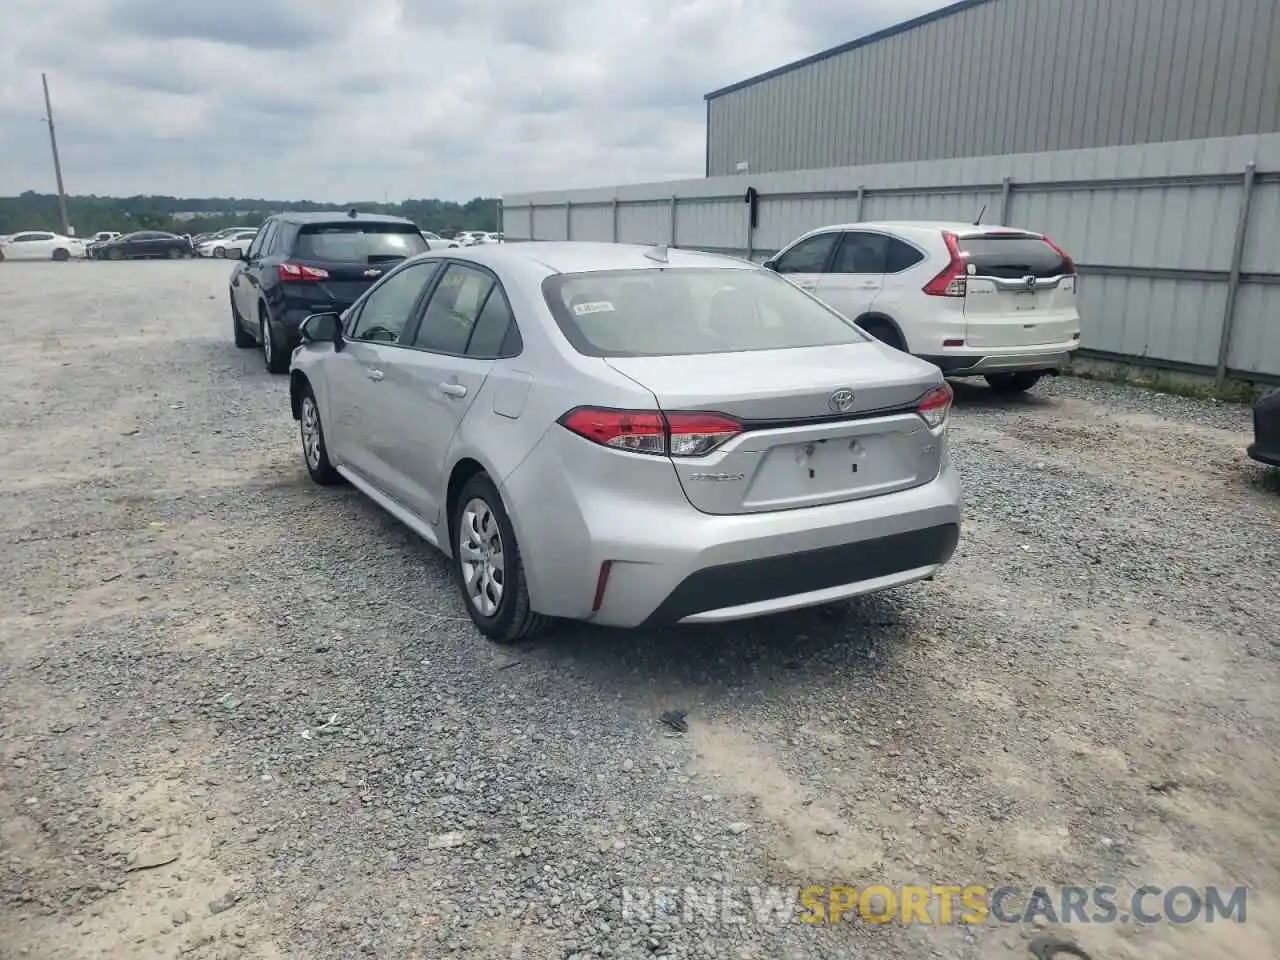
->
(288, 242), (962, 641)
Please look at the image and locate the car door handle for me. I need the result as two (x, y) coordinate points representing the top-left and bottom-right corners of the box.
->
(368, 369), (385, 382)
(439, 382), (467, 398)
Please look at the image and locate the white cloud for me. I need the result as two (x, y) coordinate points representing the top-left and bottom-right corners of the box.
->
(0, 0), (951, 201)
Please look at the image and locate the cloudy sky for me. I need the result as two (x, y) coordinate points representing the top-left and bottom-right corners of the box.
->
(0, 0), (949, 202)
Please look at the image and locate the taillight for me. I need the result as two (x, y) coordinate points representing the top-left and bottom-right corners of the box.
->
(278, 262), (329, 282)
(558, 407), (742, 457)
(917, 383), (953, 430)
(924, 231), (967, 298)
(1042, 235), (1077, 275)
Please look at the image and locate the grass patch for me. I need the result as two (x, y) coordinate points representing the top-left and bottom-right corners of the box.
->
(1064, 361), (1261, 405)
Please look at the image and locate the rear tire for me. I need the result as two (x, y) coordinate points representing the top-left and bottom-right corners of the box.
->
(452, 473), (549, 643)
(52, 248), (70, 262)
(985, 371), (1044, 393)
(260, 310), (290, 374)
(232, 296), (255, 348)
(859, 318), (906, 351)
(108, 247), (124, 261)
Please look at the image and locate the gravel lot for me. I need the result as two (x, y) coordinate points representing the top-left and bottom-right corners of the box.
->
(2, 260), (1278, 960)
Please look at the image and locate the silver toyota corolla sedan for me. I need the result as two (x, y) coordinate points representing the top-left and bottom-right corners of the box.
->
(288, 242), (962, 642)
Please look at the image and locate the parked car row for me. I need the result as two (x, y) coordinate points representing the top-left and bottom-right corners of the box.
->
(453, 231), (502, 246)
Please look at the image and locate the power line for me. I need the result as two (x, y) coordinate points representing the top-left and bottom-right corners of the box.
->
(42, 73), (71, 237)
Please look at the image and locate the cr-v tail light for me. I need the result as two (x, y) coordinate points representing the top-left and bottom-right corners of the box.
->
(558, 407), (742, 457)
(923, 231), (968, 298)
(917, 383), (953, 429)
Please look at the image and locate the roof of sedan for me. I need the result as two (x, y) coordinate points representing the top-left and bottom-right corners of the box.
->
(454, 241), (753, 274)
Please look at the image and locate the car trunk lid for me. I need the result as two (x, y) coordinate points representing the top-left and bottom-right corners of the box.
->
(605, 343), (946, 515)
(957, 232), (1079, 348)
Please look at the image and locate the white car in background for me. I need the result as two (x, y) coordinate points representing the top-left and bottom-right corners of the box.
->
(0, 230), (87, 262)
(197, 229), (259, 259)
(765, 221), (1081, 393)
(421, 231), (461, 250)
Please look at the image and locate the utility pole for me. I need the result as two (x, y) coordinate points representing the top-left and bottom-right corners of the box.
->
(42, 73), (71, 237)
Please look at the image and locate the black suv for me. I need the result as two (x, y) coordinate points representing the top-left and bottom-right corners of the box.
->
(229, 210), (428, 373)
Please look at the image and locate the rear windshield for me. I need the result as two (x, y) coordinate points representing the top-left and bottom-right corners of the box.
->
(542, 267), (869, 358)
(291, 223), (427, 263)
(958, 234), (1069, 279)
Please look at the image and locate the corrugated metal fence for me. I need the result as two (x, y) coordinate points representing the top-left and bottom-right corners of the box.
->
(502, 133), (1280, 383)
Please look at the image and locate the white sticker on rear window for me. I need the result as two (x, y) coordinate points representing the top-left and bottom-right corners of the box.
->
(571, 301), (615, 316)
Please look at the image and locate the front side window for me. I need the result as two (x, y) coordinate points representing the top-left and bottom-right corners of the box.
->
(543, 267), (868, 358)
(772, 233), (838, 274)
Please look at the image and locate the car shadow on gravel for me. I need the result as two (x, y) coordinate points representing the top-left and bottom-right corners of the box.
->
(947, 378), (1057, 408)
(519, 591), (918, 708)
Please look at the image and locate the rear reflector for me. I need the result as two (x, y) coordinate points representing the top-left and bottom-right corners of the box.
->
(558, 407), (742, 458)
(924, 231), (967, 298)
(279, 262), (329, 282)
(917, 383), (953, 430)
(592, 560), (614, 612)
(943, 338), (965, 348)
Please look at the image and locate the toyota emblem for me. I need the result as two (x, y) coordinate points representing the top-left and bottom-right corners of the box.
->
(828, 389), (856, 414)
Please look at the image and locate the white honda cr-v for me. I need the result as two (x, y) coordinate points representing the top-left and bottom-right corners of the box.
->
(764, 221), (1081, 393)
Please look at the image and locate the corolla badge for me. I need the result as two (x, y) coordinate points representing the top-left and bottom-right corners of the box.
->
(828, 388), (856, 414)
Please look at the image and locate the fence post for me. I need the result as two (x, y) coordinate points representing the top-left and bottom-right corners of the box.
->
(611, 198), (619, 243)
(565, 201), (572, 241)
(855, 185), (866, 221)
(1215, 161), (1257, 387)
(999, 176), (1013, 224)
(496, 199), (504, 237)
(670, 195), (678, 246)
(746, 200), (755, 261)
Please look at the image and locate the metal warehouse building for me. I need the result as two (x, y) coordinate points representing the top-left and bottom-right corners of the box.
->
(705, 0), (1280, 177)
(503, 0), (1280, 383)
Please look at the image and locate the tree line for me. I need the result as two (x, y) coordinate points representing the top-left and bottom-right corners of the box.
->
(0, 192), (501, 238)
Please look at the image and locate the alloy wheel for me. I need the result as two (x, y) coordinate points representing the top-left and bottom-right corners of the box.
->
(459, 498), (505, 616)
(300, 397), (321, 469)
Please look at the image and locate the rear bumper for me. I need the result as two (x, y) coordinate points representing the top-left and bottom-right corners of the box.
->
(502, 430), (963, 628)
(921, 345), (1078, 376)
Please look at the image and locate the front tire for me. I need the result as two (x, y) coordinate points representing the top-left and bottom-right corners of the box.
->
(52, 248), (70, 262)
(168, 246), (184, 259)
(985, 372), (1044, 393)
(213, 247), (225, 259)
(452, 473), (548, 643)
(298, 384), (342, 485)
(260, 311), (289, 374)
(108, 247), (124, 261)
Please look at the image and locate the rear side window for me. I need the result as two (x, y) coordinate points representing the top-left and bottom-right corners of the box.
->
(959, 234), (1070, 279)
(543, 267), (868, 358)
(412, 263), (494, 354)
(830, 232), (888, 274)
(291, 222), (428, 264)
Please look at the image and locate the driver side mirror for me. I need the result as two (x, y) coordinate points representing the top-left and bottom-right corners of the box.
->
(762, 257), (779, 272)
(300, 312), (342, 344)
(226, 247), (243, 260)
